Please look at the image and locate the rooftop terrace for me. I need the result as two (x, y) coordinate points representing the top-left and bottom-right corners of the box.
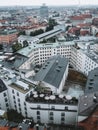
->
(9, 79), (36, 94)
(26, 92), (78, 105)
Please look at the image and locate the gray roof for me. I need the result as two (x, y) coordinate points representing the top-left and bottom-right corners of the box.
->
(0, 119), (8, 126)
(34, 55), (68, 88)
(78, 93), (98, 116)
(18, 123), (29, 130)
(0, 29), (17, 35)
(35, 28), (62, 39)
(0, 79), (7, 93)
(85, 67), (98, 94)
(2, 54), (28, 69)
(78, 67), (98, 116)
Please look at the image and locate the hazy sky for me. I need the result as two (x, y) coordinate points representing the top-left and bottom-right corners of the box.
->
(0, 0), (98, 6)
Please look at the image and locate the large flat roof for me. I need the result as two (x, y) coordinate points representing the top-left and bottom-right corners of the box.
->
(35, 28), (62, 39)
(34, 55), (68, 88)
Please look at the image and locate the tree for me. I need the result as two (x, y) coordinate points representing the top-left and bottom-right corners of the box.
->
(66, 25), (71, 31)
(45, 18), (58, 32)
(30, 29), (44, 36)
(7, 109), (24, 123)
(23, 40), (28, 47)
(48, 18), (58, 27)
(18, 31), (26, 36)
(45, 25), (53, 32)
(12, 42), (22, 52)
(39, 39), (47, 43)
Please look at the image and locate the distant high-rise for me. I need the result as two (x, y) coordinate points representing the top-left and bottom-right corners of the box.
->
(40, 3), (48, 20)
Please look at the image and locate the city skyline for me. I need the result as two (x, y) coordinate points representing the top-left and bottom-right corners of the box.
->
(0, 0), (98, 6)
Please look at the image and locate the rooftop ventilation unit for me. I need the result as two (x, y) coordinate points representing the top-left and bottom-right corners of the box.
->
(15, 80), (29, 90)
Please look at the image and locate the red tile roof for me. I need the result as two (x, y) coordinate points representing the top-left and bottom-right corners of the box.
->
(80, 14), (92, 18)
(68, 27), (80, 34)
(70, 14), (92, 21)
(80, 30), (90, 36)
(70, 16), (85, 21)
(77, 23), (91, 28)
(0, 20), (7, 23)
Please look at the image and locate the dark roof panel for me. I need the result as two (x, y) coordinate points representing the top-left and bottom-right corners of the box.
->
(0, 79), (7, 93)
(34, 55), (68, 88)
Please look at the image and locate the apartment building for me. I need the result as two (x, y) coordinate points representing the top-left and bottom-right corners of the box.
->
(17, 41), (73, 68)
(0, 56), (78, 125)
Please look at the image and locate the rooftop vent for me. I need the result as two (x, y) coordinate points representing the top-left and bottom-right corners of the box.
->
(56, 60), (58, 64)
(56, 68), (60, 72)
(84, 103), (87, 106)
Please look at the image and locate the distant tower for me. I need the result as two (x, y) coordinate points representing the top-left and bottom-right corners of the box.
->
(40, 3), (48, 20)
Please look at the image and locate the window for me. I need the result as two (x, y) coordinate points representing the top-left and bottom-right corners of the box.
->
(61, 117), (65, 121)
(19, 107), (21, 112)
(17, 92), (19, 96)
(18, 98), (20, 102)
(50, 117), (54, 120)
(51, 106), (55, 109)
(14, 105), (17, 109)
(14, 101), (16, 104)
(24, 107), (27, 110)
(25, 111), (27, 115)
(37, 116), (40, 119)
(5, 98), (8, 102)
(65, 106), (68, 110)
(13, 96), (15, 99)
(37, 105), (41, 109)
(18, 103), (21, 107)
(24, 102), (26, 106)
(12, 90), (14, 94)
(50, 112), (53, 115)
(37, 111), (40, 115)
(6, 103), (9, 107)
(3, 93), (6, 97)
(61, 113), (65, 116)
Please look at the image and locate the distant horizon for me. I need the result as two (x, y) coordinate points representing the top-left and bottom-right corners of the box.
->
(0, 0), (98, 6)
(0, 4), (98, 7)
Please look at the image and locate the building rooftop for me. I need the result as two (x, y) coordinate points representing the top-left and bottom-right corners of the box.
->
(35, 28), (62, 39)
(85, 67), (98, 94)
(34, 55), (68, 88)
(18, 41), (74, 57)
(2, 53), (28, 70)
(9, 78), (36, 94)
(78, 67), (98, 116)
(0, 29), (17, 35)
(18, 35), (39, 42)
(26, 92), (78, 105)
(0, 79), (7, 93)
(85, 51), (98, 64)
(78, 92), (98, 116)
(0, 119), (8, 127)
